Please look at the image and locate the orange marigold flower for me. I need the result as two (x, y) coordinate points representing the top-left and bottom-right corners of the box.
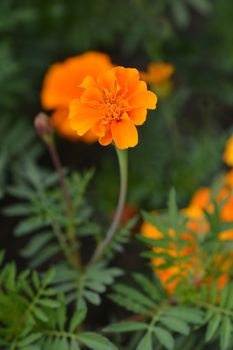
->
(183, 187), (211, 234)
(223, 135), (233, 167)
(41, 51), (113, 142)
(69, 66), (157, 149)
(141, 62), (174, 85)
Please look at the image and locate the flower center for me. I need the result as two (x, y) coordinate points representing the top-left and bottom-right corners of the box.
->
(102, 88), (129, 121)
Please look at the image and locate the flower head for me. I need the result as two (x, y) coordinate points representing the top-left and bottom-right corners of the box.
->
(41, 51), (113, 142)
(69, 66), (157, 149)
(223, 135), (233, 167)
(141, 62), (174, 98)
(141, 62), (174, 85)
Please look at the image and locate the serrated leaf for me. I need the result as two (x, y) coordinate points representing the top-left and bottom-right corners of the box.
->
(113, 284), (155, 309)
(104, 321), (148, 333)
(17, 333), (42, 347)
(109, 294), (149, 315)
(84, 290), (101, 305)
(32, 307), (48, 322)
(166, 307), (203, 324)
(206, 313), (221, 342)
(37, 298), (60, 308)
(15, 217), (47, 236)
(220, 316), (232, 350)
(160, 316), (190, 335)
(136, 332), (153, 350)
(154, 327), (174, 350)
(78, 332), (117, 350)
(70, 339), (81, 350)
(133, 274), (161, 302)
(69, 308), (87, 332)
(21, 232), (53, 257)
(220, 284), (229, 308)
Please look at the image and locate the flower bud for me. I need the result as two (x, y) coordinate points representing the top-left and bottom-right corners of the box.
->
(34, 112), (53, 144)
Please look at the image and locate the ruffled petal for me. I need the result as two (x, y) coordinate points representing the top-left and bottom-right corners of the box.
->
(99, 124), (113, 146)
(127, 90), (157, 109)
(80, 76), (99, 90)
(111, 118), (138, 149)
(128, 108), (147, 125)
(69, 99), (100, 135)
(80, 87), (103, 105)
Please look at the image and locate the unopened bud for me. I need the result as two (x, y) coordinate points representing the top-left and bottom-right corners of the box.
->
(34, 112), (54, 144)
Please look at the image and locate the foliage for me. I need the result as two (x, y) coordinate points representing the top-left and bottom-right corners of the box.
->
(0, 254), (117, 350)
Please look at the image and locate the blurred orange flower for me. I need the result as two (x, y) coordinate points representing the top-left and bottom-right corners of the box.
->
(69, 66), (157, 149)
(223, 135), (233, 167)
(183, 187), (211, 234)
(41, 51), (113, 142)
(141, 63), (174, 85)
(141, 62), (175, 98)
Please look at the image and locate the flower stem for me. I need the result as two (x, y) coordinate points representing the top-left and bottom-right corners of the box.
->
(47, 141), (81, 268)
(89, 147), (128, 264)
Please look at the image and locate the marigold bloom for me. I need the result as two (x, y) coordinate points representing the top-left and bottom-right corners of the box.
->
(183, 187), (211, 234)
(41, 52), (113, 142)
(223, 135), (233, 167)
(69, 66), (157, 149)
(141, 63), (174, 85)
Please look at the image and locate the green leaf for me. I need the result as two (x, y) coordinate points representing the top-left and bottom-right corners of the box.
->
(109, 294), (149, 315)
(37, 298), (60, 308)
(113, 284), (155, 309)
(70, 339), (81, 350)
(206, 313), (221, 342)
(69, 308), (87, 332)
(166, 307), (203, 324)
(84, 291), (101, 305)
(220, 316), (232, 350)
(17, 333), (42, 347)
(136, 332), (153, 350)
(78, 332), (117, 350)
(32, 306), (48, 322)
(132, 274), (161, 301)
(154, 327), (174, 350)
(160, 316), (190, 335)
(220, 284), (229, 308)
(21, 232), (53, 257)
(15, 217), (47, 236)
(104, 321), (148, 333)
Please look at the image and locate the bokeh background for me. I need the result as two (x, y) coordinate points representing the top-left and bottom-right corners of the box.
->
(1, 0), (233, 261)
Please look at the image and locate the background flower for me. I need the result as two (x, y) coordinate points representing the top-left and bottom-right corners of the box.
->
(41, 52), (113, 142)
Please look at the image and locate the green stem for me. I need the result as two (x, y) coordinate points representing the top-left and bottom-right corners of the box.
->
(47, 140), (81, 268)
(89, 147), (128, 264)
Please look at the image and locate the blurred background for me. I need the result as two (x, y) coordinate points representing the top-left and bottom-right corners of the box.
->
(1, 0), (233, 260)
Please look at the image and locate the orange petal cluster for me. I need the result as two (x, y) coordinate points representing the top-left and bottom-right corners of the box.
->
(69, 66), (157, 149)
(41, 51), (113, 142)
(141, 63), (174, 85)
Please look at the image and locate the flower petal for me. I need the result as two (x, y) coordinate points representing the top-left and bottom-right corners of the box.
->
(128, 108), (147, 125)
(69, 99), (100, 135)
(111, 119), (138, 149)
(99, 124), (113, 146)
(127, 90), (157, 109)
